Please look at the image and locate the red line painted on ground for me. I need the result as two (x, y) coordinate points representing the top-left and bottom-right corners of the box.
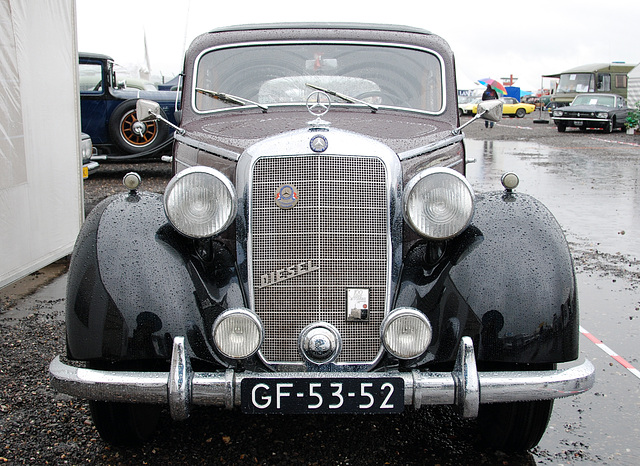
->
(580, 326), (640, 380)
(589, 137), (640, 147)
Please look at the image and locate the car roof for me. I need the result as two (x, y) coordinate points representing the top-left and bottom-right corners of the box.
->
(574, 93), (618, 98)
(207, 22), (434, 36)
(79, 52), (113, 61)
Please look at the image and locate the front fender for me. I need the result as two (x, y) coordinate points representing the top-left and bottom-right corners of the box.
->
(451, 191), (578, 364)
(394, 191), (578, 366)
(65, 191), (244, 363)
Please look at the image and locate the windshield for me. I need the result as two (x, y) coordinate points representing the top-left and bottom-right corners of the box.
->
(572, 95), (615, 107)
(557, 73), (595, 93)
(194, 42), (444, 114)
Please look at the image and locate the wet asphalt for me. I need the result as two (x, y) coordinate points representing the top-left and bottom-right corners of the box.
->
(1, 111), (639, 464)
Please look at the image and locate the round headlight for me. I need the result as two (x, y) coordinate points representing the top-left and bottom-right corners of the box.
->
(212, 309), (264, 359)
(596, 112), (609, 119)
(553, 110), (563, 117)
(381, 308), (432, 359)
(404, 168), (474, 240)
(164, 167), (236, 238)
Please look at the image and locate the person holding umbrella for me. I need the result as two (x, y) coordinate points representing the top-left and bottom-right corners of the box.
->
(482, 84), (499, 128)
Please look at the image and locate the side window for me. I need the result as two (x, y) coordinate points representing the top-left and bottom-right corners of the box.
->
(614, 74), (628, 89)
(79, 63), (103, 93)
(597, 73), (611, 92)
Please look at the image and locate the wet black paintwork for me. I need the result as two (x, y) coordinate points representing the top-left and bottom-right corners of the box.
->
(65, 188), (578, 367)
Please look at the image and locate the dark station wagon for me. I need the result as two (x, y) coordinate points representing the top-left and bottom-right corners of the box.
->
(51, 24), (594, 451)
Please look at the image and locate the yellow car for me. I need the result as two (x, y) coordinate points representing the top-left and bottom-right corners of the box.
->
(472, 97), (536, 118)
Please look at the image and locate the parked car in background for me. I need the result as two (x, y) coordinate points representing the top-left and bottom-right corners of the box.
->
(552, 93), (630, 132)
(80, 132), (99, 178)
(500, 97), (536, 117)
(52, 24), (594, 452)
(545, 101), (561, 115)
(458, 97), (481, 116)
(471, 97), (535, 118)
(78, 52), (180, 158)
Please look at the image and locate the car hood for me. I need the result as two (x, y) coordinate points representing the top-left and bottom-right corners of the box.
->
(182, 107), (456, 156)
(561, 104), (613, 113)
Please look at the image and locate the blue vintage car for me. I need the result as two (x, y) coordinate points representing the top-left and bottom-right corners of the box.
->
(79, 52), (179, 158)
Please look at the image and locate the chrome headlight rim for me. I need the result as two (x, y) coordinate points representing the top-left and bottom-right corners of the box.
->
(212, 308), (264, 360)
(403, 167), (475, 240)
(164, 166), (237, 239)
(381, 308), (432, 360)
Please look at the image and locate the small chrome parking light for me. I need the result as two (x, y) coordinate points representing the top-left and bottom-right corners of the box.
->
(212, 309), (264, 359)
(381, 308), (432, 359)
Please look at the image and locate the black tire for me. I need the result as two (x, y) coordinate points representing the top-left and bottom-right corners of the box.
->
(604, 118), (615, 133)
(515, 108), (526, 118)
(478, 399), (554, 451)
(87, 361), (163, 445)
(557, 123), (566, 132)
(108, 99), (169, 155)
(89, 400), (162, 446)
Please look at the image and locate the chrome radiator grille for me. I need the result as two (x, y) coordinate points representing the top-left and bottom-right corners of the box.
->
(250, 155), (388, 364)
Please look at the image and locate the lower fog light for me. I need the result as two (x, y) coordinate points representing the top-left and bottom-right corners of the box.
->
(213, 309), (264, 359)
(381, 308), (432, 359)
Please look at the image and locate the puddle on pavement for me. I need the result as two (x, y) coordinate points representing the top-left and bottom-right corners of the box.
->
(465, 139), (640, 261)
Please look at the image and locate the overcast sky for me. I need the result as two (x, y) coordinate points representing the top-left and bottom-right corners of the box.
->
(76, 0), (640, 92)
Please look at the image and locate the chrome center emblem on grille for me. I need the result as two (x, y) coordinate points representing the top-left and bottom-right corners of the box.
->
(306, 90), (331, 117)
(299, 322), (342, 364)
(309, 134), (328, 153)
(274, 184), (299, 209)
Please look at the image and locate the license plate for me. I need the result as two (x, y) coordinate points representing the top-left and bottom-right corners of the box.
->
(574, 120), (583, 126)
(241, 377), (404, 414)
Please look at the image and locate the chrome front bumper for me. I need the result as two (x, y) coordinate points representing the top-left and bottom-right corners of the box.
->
(49, 336), (595, 421)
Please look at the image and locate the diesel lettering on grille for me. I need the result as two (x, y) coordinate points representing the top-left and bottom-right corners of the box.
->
(259, 261), (319, 289)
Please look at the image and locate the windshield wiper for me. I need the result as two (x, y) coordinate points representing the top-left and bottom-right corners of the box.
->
(305, 83), (378, 113)
(195, 87), (268, 113)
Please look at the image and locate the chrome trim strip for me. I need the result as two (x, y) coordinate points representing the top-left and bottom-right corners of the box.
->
(191, 40), (447, 116)
(446, 158), (464, 169)
(397, 133), (464, 161)
(552, 117), (611, 122)
(174, 132), (240, 161)
(49, 336), (595, 421)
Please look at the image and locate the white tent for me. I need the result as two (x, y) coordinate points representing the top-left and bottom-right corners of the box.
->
(0, 0), (83, 288)
(456, 71), (483, 101)
(629, 64), (640, 107)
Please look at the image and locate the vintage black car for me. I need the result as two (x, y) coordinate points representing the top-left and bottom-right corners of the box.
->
(552, 93), (630, 132)
(51, 24), (594, 451)
(79, 52), (179, 158)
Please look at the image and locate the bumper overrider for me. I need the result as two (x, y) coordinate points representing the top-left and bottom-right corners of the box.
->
(49, 336), (595, 420)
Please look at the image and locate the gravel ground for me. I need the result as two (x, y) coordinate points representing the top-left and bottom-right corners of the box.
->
(1, 309), (543, 465)
(1, 113), (628, 465)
